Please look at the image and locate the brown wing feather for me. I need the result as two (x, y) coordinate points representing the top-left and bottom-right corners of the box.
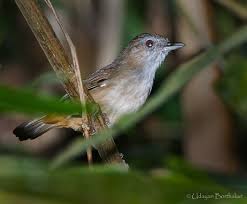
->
(84, 63), (119, 90)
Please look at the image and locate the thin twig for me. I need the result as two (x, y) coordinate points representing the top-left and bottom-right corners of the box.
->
(15, 0), (126, 166)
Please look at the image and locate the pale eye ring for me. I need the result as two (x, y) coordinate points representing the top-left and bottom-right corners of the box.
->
(146, 40), (154, 48)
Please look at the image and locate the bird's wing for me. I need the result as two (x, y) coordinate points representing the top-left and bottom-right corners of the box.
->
(84, 64), (119, 90)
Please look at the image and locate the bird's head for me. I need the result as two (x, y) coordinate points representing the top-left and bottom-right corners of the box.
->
(119, 33), (184, 71)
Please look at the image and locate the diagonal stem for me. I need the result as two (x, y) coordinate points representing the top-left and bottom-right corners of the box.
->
(15, 0), (126, 166)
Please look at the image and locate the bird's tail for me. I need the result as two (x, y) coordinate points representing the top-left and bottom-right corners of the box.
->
(13, 117), (58, 141)
(13, 116), (83, 141)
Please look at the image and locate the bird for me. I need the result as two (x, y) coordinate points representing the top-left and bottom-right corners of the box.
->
(13, 33), (184, 141)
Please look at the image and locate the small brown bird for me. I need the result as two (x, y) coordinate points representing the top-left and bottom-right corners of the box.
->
(13, 33), (184, 141)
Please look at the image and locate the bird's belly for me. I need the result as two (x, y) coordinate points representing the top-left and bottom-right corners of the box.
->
(92, 81), (152, 124)
(103, 90), (147, 123)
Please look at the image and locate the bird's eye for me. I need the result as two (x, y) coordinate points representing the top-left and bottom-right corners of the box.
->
(145, 40), (154, 48)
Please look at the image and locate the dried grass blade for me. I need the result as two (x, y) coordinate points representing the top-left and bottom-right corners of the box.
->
(44, 0), (93, 163)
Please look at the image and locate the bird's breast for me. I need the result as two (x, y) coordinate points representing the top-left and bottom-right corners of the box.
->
(91, 72), (155, 124)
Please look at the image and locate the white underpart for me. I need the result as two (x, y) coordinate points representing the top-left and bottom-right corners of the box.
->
(103, 51), (168, 124)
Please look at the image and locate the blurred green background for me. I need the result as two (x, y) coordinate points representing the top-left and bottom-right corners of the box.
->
(0, 0), (247, 203)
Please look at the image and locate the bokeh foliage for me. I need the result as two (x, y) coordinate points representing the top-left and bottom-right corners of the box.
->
(1, 156), (246, 204)
(217, 56), (247, 121)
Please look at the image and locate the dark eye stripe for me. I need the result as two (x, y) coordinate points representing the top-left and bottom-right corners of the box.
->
(146, 40), (154, 48)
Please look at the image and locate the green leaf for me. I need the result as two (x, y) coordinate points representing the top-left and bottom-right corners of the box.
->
(1, 156), (246, 204)
(0, 85), (82, 115)
(52, 25), (247, 167)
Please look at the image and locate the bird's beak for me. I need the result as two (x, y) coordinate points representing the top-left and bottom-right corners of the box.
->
(166, 42), (185, 51)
